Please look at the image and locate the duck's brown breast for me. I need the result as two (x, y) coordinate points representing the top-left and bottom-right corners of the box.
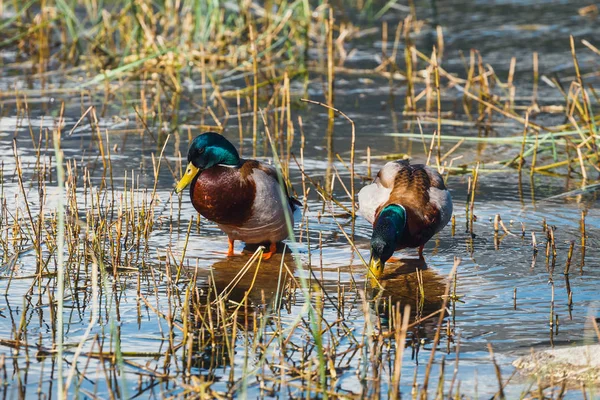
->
(190, 165), (256, 226)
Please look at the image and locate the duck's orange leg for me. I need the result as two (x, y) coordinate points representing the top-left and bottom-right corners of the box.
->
(261, 243), (277, 260)
(418, 245), (424, 258)
(227, 238), (236, 257)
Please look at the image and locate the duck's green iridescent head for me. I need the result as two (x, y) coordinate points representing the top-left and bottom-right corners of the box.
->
(175, 132), (240, 193)
(369, 204), (406, 278)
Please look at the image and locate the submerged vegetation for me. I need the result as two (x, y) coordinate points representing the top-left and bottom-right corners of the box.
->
(0, 0), (599, 398)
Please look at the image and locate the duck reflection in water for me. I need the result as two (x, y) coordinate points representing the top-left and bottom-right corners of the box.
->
(187, 247), (298, 375)
(204, 243), (297, 306)
(368, 257), (448, 346)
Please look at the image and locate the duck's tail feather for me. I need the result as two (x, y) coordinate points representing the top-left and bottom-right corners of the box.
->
(289, 196), (303, 223)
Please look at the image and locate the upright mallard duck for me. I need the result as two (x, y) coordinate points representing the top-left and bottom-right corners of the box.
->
(358, 160), (452, 277)
(175, 132), (301, 260)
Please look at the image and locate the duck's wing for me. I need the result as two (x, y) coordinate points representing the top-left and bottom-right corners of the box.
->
(245, 160), (302, 220)
(386, 161), (452, 235)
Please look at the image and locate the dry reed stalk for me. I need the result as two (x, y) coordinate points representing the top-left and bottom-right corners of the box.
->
(326, 7), (335, 120)
(518, 112), (530, 172)
(249, 23), (259, 157)
(507, 57), (516, 110)
(487, 343), (505, 399)
(532, 52), (539, 107)
(403, 17), (415, 111)
(564, 241), (575, 275)
(469, 163), (479, 235)
(432, 49), (442, 167)
(570, 36), (595, 141)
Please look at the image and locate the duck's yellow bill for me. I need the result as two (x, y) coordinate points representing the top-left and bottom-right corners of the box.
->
(368, 256), (383, 279)
(175, 162), (199, 193)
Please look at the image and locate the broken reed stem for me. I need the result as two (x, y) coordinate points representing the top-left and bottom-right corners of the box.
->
(564, 240), (575, 275)
(549, 226), (557, 268)
(531, 232), (538, 270)
(469, 163), (479, 235)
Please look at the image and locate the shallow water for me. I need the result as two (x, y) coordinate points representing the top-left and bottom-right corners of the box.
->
(1, 0), (600, 398)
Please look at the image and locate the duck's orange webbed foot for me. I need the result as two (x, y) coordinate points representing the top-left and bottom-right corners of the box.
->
(261, 243), (277, 260)
(387, 256), (402, 263)
(227, 239), (236, 257)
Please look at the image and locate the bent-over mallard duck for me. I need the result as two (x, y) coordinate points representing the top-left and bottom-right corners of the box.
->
(358, 159), (452, 277)
(175, 132), (301, 260)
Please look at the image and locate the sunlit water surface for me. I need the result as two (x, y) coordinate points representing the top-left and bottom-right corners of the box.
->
(1, 0), (599, 398)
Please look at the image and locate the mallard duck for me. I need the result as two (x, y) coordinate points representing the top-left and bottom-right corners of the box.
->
(358, 159), (452, 277)
(175, 132), (301, 260)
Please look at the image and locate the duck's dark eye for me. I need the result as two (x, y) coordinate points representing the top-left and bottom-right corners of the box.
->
(198, 147), (205, 155)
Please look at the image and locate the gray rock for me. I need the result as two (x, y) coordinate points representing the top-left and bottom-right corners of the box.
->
(513, 344), (600, 386)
